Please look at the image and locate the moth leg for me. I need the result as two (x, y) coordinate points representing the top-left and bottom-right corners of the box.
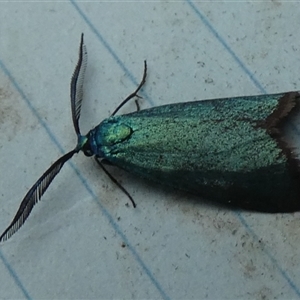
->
(135, 99), (140, 112)
(111, 60), (147, 116)
(94, 157), (136, 208)
(100, 158), (113, 165)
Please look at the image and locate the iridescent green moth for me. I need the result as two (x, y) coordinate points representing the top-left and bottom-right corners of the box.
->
(1, 34), (300, 242)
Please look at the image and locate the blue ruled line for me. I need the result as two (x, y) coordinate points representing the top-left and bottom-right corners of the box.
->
(0, 53), (170, 300)
(186, 0), (300, 297)
(70, 0), (154, 107)
(0, 1), (299, 299)
(0, 249), (31, 300)
(71, 0), (300, 298)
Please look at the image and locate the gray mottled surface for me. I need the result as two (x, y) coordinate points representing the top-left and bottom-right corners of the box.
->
(0, 2), (300, 299)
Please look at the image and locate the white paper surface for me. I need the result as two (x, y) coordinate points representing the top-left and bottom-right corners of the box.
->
(1, 2), (300, 299)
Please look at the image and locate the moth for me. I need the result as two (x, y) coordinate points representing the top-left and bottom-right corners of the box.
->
(1, 34), (300, 242)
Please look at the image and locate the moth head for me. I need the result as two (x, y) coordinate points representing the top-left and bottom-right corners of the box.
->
(76, 134), (93, 157)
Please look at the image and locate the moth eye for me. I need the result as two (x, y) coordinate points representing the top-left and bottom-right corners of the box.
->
(83, 149), (93, 157)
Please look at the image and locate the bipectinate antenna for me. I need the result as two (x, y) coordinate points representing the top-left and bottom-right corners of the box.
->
(70, 33), (87, 136)
(0, 34), (87, 242)
(0, 150), (77, 242)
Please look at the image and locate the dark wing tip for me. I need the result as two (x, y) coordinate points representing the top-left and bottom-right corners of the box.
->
(265, 92), (299, 130)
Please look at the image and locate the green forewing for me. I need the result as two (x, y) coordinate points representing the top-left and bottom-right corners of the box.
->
(96, 93), (300, 212)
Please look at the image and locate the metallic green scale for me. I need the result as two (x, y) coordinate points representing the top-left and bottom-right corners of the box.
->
(89, 93), (297, 212)
(4, 35), (300, 243)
